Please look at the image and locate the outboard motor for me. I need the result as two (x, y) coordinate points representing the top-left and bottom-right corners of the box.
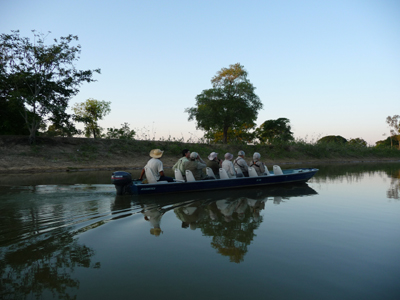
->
(111, 171), (133, 195)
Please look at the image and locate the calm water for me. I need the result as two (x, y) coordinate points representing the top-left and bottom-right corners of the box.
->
(0, 163), (399, 300)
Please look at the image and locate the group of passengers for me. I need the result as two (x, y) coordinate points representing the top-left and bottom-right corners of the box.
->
(220, 150), (266, 178)
(138, 148), (267, 183)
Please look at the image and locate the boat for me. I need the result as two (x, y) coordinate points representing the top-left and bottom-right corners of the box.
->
(111, 166), (319, 195)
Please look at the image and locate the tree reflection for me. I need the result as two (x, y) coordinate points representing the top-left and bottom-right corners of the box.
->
(0, 199), (101, 300)
(1, 231), (100, 300)
(312, 162), (400, 184)
(174, 197), (266, 263)
(386, 169), (400, 200)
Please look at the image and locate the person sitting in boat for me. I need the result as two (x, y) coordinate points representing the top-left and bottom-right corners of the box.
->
(142, 204), (164, 237)
(234, 150), (249, 177)
(250, 152), (266, 176)
(206, 152), (221, 178)
(222, 153), (237, 178)
(183, 152), (207, 180)
(138, 149), (175, 182)
(173, 149), (190, 177)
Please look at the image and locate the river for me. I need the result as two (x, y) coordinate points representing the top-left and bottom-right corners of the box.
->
(0, 163), (399, 300)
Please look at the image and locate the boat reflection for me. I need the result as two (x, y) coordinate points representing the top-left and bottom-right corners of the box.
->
(126, 183), (318, 262)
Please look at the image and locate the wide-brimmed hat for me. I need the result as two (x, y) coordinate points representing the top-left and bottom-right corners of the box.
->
(150, 228), (162, 236)
(238, 150), (245, 156)
(150, 149), (164, 158)
(190, 152), (198, 159)
(208, 152), (218, 160)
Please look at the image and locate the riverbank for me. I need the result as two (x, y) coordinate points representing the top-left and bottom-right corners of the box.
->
(1, 136), (400, 174)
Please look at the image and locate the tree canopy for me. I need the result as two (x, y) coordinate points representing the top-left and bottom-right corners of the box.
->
(317, 135), (347, 144)
(348, 138), (367, 147)
(72, 98), (111, 138)
(0, 30), (100, 143)
(204, 123), (255, 144)
(186, 63), (262, 144)
(376, 136), (400, 148)
(255, 118), (294, 144)
(104, 122), (136, 140)
(0, 97), (33, 135)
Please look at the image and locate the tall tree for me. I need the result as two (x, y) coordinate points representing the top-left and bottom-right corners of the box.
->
(0, 30), (100, 143)
(386, 115), (400, 149)
(255, 118), (294, 144)
(186, 63), (262, 144)
(72, 98), (111, 138)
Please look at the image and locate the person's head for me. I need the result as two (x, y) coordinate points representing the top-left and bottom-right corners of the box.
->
(253, 152), (261, 161)
(238, 150), (245, 157)
(150, 149), (164, 159)
(224, 153), (233, 160)
(190, 152), (199, 160)
(182, 149), (190, 158)
(208, 152), (218, 161)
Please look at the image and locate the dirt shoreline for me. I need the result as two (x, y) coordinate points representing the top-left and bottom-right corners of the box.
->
(1, 157), (399, 175)
(1, 136), (399, 175)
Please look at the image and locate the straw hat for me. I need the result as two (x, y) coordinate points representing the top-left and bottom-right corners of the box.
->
(150, 149), (164, 158)
(150, 228), (162, 236)
(208, 152), (218, 160)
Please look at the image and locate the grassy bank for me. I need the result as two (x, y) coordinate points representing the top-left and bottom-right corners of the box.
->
(1, 136), (400, 174)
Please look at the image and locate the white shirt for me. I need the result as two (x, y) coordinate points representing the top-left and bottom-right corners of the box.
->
(145, 158), (164, 180)
(222, 160), (236, 178)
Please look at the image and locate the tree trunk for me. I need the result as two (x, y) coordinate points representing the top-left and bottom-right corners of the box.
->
(223, 126), (228, 144)
(91, 122), (97, 139)
(27, 117), (37, 145)
(28, 133), (36, 144)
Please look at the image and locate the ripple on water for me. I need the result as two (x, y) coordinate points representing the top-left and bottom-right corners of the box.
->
(0, 185), (145, 246)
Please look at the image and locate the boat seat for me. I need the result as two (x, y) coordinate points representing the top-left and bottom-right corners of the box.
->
(273, 165), (283, 175)
(175, 169), (185, 181)
(219, 168), (230, 179)
(263, 165), (270, 176)
(145, 166), (168, 184)
(235, 167), (244, 177)
(206, 167), (216, 179)
(248, 167), (258, 177)
(185, 170), (196, 182)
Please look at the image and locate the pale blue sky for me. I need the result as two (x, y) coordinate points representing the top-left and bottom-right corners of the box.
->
(1, 0), (399, 145)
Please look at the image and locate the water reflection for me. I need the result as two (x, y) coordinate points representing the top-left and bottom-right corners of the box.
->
(312, 162), (400, 183)
(1, 227), (100, 300)
(0, 186), (114, 300)
(129, 184), (317, 263)
(200, 197), (264, 263)
(387, 169), (400, 200)
(1, 164), (399, 300)
(310, 163), (400, 201)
